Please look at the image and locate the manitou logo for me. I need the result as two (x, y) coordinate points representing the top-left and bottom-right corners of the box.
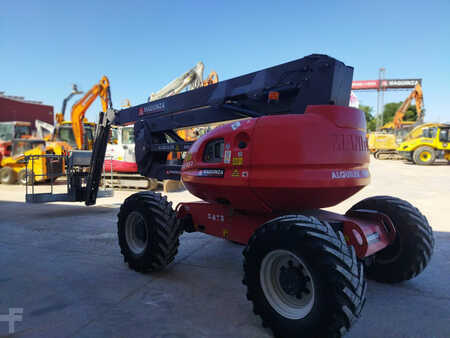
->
(139, 102), (166, 116)
(332, 134), (368, 152)
(331, 170), (361, 179)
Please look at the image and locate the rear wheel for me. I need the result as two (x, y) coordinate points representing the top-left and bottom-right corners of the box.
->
(0, 167), (17, 184)
(349, 196), (434, 283)
(117, 191), (182, 272)
(413, 146), (436, 165)
(243, 215), (366, 338)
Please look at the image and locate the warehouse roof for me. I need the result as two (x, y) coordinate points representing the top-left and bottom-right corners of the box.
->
(0, 91), (45, 105)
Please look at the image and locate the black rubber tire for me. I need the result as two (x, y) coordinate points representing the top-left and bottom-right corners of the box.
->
(349, 196), (434, 283)
(117, 191), (182, 272)
(373, 151), (379, 159)
(243, 215), (366, 338)
(413, 146), (436, 165)
(0, 167), (17, 184)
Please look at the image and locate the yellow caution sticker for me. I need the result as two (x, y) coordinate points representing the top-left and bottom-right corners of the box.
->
(232, 157), (243, 166)
(222, 229), (229, 238)
(232, 169), (240, 177)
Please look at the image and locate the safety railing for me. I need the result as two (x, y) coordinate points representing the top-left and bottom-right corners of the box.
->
(24, 153), (67, 200)
(24, 153), (114, 203)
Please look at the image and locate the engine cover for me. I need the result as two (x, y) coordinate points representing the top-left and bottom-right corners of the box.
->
(181, 105), (370, 213)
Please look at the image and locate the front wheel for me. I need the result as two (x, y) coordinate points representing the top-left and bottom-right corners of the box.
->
(117, 191), (182, 272)
(349, 196), (434, 283)
(243, 215), (366, 338)
(413, 146), (436, 165)
(0, 167), (17, 184)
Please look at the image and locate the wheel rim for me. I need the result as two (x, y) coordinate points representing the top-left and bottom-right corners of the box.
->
(125, 211), (149, 255)
(420, 151), (431, 161)
(260, 249), (315, 320)
(18, 172), (27, 185)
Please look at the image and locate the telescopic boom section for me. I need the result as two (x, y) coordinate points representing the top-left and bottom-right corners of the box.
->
(71, 76), (112, 149)
(85, 54), (354, 205)
(148, 62), (205, 102)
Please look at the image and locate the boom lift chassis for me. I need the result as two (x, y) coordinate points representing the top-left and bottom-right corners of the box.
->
(28, 54), (434, 338)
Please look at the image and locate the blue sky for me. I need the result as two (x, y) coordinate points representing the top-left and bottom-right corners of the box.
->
(2, 1), (450, 123)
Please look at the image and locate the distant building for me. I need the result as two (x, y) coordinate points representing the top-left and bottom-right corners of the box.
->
(0, 92), (53, 127)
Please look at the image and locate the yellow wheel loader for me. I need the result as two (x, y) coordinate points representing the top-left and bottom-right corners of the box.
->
(0, 139), (65, 185)
(397, 123), (450, 165)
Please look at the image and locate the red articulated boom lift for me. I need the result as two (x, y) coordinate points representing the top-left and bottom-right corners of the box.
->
(26, 54), (434, 338)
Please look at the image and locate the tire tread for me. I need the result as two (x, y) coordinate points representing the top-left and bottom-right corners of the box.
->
(117, 191), (181, 272)
(243, 215), (366, 338)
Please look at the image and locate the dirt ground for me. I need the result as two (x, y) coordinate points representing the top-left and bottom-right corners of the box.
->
(0, 159), (449, 337)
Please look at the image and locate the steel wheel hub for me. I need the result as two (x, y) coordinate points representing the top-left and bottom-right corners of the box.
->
(125, 211), (149, 255)
(279, 263), (311, 298)
(260, 249), (315, 320)
(420, 152), (431, 161)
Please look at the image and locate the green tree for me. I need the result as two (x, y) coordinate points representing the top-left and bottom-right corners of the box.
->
(382, 102), (424, 124)
(359, 104), (377, 131)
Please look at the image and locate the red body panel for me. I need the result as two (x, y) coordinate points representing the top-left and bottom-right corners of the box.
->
(182, 105), (370, 212)
(178, 202), (275, 242)
(103, 159), (138, 173)
(177, 202), (394, 259)
(178, 105), (387, 258)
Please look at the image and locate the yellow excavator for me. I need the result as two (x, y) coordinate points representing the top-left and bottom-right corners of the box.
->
(0, 77), (112, 184)
(367, 83), (423, 159)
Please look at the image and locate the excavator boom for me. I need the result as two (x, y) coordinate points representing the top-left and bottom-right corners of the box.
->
(393, 83), (423, 128)
(71, 76), (112, 149)
(55, 84), (83, 125)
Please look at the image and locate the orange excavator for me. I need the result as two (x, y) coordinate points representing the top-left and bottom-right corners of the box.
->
(368, 83), (424, 159)
(393, 83), (423, 129)
(66, 76), (112, 150)
(36, 77), (112, 151)
(0, 78), (112, 185)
